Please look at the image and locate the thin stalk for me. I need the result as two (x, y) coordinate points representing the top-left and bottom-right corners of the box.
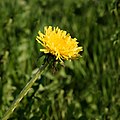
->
(2, 59), (50, 120)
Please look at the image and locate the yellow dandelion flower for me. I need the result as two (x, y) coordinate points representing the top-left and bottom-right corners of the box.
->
(36, 26), (83, 61)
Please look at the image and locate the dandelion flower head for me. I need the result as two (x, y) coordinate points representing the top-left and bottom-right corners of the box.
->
(36, 26), (83, 61)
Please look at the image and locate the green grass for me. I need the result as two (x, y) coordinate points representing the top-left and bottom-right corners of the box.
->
(0, 0), (120, 119)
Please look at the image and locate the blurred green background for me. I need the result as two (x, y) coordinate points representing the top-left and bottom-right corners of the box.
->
(0, 0), (120, 119)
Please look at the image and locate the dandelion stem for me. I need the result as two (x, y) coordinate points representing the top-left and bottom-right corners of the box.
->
(2, 58), (50, 120)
